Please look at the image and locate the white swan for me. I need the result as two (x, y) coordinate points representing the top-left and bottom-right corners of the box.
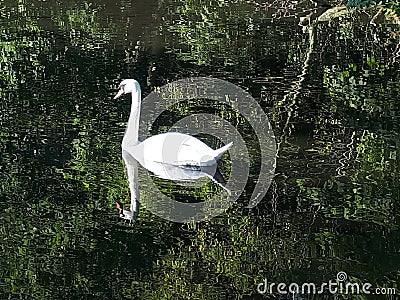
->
(114, 79), (233, 167)
(114, 79), (233, 221)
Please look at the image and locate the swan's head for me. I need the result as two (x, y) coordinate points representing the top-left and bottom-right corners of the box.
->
(115, 200), (135, 220)
(113, 79), (141, 99)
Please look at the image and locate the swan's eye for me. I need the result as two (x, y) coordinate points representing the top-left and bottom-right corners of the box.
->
(119, 84), (126, 91)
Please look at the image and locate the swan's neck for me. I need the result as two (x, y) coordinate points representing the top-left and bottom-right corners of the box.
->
(123, 90), (141, 147)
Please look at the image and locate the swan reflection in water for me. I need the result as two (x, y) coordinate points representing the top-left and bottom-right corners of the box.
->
(114, 79), (232, 221)
(116, 150), (230, 221)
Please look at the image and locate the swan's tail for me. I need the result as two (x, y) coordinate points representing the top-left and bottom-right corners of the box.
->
(214, 142), (233, 161)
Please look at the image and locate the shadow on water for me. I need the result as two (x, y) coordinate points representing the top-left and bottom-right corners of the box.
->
(0, 0), (399, 299)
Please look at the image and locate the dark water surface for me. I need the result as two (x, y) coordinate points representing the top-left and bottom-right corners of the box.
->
(1, 0), (399, 299)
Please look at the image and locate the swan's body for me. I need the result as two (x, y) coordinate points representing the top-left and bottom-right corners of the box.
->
(114, 79), (232, 220)
(124, 132), (232, 167)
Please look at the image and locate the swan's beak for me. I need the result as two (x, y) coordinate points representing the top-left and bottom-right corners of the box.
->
(113, 88), (124, 99)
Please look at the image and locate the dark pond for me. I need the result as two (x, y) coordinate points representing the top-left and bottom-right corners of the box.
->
(0, 0), (399, 299)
